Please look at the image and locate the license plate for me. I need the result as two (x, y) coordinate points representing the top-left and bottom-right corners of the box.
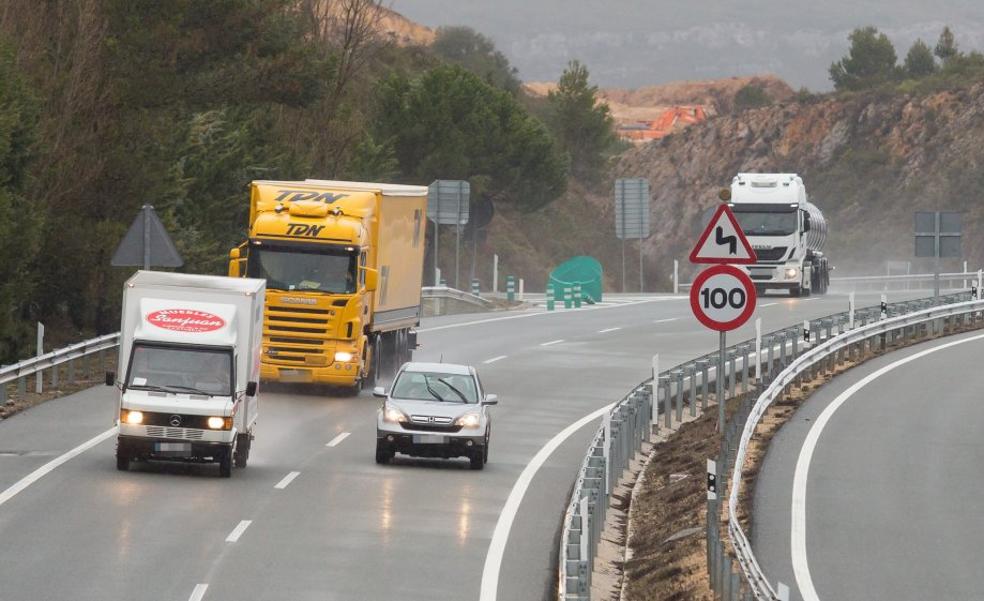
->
(413, 434), (446, 444)
(279, 369), (310, 381)
(155, 442), (191, 453)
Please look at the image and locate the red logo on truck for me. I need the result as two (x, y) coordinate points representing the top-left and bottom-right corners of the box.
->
(146, 309), (225, 333)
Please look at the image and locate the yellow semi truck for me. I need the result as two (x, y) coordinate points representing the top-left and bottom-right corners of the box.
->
(229, 179), (428, 390)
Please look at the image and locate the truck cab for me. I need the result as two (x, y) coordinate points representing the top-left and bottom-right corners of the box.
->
(727, 173), (829, 297)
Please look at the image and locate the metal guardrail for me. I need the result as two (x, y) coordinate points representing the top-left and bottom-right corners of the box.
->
(557, 290), (974, 600)
(421, 285), (496, 308)
(0, 333), (120, 406)
(680, 269), (983, 292)
(720, 294), (984, 600)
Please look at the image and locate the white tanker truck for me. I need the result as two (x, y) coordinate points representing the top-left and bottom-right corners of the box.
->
(725, 173), (830, 297)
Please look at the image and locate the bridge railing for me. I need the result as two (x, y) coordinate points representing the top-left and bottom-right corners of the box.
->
(557, 290), (975, 600)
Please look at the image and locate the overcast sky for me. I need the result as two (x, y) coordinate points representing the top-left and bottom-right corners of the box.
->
(392, 0), (984, 90)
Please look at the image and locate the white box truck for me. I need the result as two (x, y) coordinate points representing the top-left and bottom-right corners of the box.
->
(108, 271), (265, 477)
(726, 173), (830, 297)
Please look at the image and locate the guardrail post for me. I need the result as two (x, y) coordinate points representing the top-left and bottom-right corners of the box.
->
(0, 380), (5, 406)
(17, 375), (26, 398)
(741, 343), (750, 394)
(699, 360), (709, 410)
(688, 364), (697, 417)
(673, 370), (684, 423)
(67, 357), (75, 384)
(662, 378), (672, 429)
(51, 362), (58, 389)
(728, 350), (736, 399)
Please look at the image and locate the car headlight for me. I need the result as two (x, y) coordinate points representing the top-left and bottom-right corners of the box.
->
(334, 351), (354, 363)
(122, 409), (143, 425)
(456, 412), (481, 428)
(207, 416), (227, 430)
(784, 267), (798, 279)
(383, 405), (407, 423)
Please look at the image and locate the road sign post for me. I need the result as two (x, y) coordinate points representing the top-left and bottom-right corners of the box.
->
(615, 178), (651, 293)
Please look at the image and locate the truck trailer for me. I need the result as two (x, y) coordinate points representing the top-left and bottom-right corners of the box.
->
(110, 271), (265, 477)
(726, 173), (830, 297)
(229, 179), (428, 390)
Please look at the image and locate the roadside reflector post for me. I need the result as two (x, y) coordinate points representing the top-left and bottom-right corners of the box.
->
(471, 278), (480, 297)
(506, 275), (515, 302)
(673, 259), (679, 295)
(518, 278), (524, 301)
(650, 355), (658, 430)
(546, 283), (555, 311)
(573, 283), (582, 308)
(492, 254), (499, 294)
(849, 292), (856, 329)
(564, 286), (573, 309)
(35, 322), (44, 394)
(706, 458), (717, 501)
(754, 318), (762, 381)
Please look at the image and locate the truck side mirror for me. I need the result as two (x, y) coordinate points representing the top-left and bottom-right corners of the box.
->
(105, 371), (115, 386)
(803, 214), (812, 232)
(246, 381), (258, 396)
(363, 268), (379, 292)
(228, 247), (243, 278)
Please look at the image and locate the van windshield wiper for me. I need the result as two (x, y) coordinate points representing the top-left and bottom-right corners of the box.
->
(130, 383), (215, 397)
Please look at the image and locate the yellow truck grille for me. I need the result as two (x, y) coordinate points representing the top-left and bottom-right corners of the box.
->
(264, 304), (333, 364)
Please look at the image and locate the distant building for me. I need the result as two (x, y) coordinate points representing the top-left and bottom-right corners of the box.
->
(617, 106), (708, 143)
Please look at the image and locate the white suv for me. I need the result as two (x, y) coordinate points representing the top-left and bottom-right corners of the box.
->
(374, 362), (497, 470)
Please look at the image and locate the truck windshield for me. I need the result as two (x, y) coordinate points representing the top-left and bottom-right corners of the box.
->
(247, 243), (357, 294)
(127, 344), (233, 396)
(732, 209), (797, 236)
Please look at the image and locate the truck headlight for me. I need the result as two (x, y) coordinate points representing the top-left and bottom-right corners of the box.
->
(122, 410), (143, 425)
(784, 267), (798, 279)
(207, 416), (228, 430)
(456, 412), (481, 428)
(334, 351), (354, 363)
(383, 405), (407, 423)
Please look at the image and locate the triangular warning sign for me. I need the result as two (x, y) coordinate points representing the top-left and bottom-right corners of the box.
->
(689, 204), (757, 264)
(111, 205), (184, 268)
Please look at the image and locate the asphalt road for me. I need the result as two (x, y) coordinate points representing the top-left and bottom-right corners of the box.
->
(0, 290), (926, 601)
(752, 327), (984, 601)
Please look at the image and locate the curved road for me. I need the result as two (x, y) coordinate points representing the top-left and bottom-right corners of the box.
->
(0, 291), (917, 601)
(753, 328), (984, 601)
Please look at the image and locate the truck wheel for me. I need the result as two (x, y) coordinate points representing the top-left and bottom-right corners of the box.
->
(234, 433), (250, 468)
(791, 286), (802, 297)
(116, 451), (130, 472)
(218, 449), (233, 478)
(375, 441), (393, 464)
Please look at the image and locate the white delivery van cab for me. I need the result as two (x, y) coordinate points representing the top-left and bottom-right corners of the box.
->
(108, 271), (265, 477)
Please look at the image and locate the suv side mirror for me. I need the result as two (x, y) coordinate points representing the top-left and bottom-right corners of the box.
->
(105, 371), (115, 387)
(482, 394), (498, 406)
(363, 268), (379, 292)
(246, 381), (258, 396)
(373, 386), (387, 398)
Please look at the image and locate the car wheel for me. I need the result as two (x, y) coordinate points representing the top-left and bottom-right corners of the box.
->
(116, 451), (129, 472)
(375, 441), (393, 464)
(469, 450), (485, 470)
(218, 449), (233, 478)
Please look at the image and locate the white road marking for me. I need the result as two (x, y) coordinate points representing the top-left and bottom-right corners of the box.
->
(274, 471), (300, 490)
(416, 296), (686, 333)
(326, 432), (350, 447)
(225, 520), (252, 543)
(483, 355), (508, 364)
(598, 327), (621, 333)
(0, 427), (116, 509)
(791, 332), (984, 601)
(540, 339), (564, 347)
(760, 302), (778, 307)
(188, 584), (209, 601)
(479, 403), (614, 601)
(653, 317), (678, 324)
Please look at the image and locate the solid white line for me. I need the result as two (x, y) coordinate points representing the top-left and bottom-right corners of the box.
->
(483, 355), (508, 364)
(598, 327), (621, 333)
(791, 332), (984, 601)
(652, 317), (679, 324)
(760, 302), (778, 307)
(416, 296), (686, 333)
(326, 432), (350, 447)
(479, 403), (613, 601)
(0, 427), (116, 509)
(540, 339), (564, 346)
(225, 520), (252, 543)
(188, 584), (208, 601)
(274, 471), (300, 490)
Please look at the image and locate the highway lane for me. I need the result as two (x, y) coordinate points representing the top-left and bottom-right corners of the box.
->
(0, 290), (926, 601)
(752, 328), (984, 601)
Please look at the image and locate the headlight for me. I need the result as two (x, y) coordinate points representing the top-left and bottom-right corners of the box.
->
(383, 405), (407, 423)
(207, 416), (227, 430)
(784, 267), (798, 279)
(122, 410), (143, 425)
(456, 412), (481, 428)
(334, 351), (354, 363)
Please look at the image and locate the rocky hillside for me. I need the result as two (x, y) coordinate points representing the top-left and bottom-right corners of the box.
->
(613, 82), (984, 285)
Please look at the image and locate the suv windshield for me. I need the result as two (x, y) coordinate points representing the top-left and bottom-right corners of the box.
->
(247, 242), (357, 294)
(732, 209), (798, 236)
(127, 344), (233, 396)
(390, 371), (478, 403)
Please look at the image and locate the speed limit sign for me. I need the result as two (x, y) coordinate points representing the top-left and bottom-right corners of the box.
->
(690, 265), (757, 331)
